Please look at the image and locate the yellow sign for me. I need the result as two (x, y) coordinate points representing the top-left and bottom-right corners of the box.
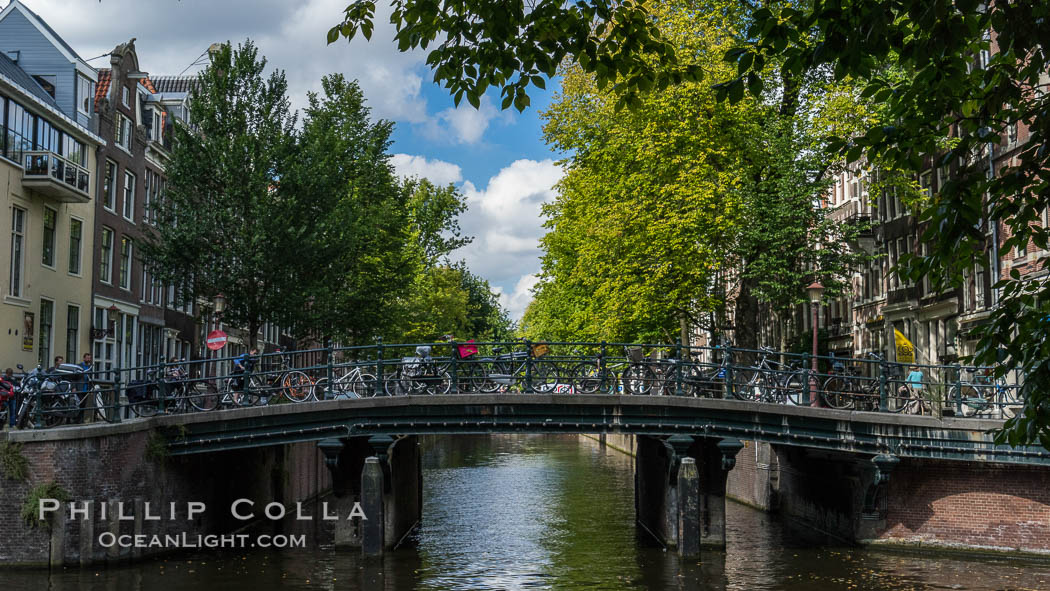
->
(894, 329), (915, 364)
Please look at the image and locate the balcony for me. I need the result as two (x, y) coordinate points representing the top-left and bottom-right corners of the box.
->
(22, 151), (91, 203)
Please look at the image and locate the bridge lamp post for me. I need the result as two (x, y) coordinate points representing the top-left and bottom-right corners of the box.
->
(213, 293), (226, 316)
(807, 281), (825, 407)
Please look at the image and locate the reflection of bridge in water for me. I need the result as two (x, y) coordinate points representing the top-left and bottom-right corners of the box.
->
(2, 342), (1046, 567)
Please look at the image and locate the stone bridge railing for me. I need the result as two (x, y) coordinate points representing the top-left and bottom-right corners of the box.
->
(3, 340), (1025, 432)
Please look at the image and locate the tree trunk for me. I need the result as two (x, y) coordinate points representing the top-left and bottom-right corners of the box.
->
(734, 274), (759, 350)
(248, 320), (259, 352)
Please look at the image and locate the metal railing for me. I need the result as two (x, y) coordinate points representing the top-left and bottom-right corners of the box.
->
(3, 341), (1025, 430)
(22, 150), (91, 197)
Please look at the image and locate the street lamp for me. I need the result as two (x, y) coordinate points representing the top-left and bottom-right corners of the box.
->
(807, 281), (825, 406)
(213, 293), (226, 316)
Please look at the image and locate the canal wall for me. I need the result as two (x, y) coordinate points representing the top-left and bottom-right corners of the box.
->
(726, 440), (1050, 554)
(877, 458), (1050, 554)
(0, 425), (330, 567)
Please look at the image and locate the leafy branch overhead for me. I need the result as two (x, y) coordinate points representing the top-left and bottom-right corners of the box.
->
(329, 0), (703, 111)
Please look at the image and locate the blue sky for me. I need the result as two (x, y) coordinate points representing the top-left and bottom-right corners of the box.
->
(14, 0), (565, 321)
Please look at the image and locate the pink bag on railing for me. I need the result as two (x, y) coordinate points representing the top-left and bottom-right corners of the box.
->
(457, 340), (478, 358)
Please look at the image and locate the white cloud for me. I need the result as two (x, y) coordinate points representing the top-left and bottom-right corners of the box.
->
(494, 274), (541, 322)
(454, 159), (563, 320)
(390, 154), (462, 185)
(419, 96), (512, 145)
(19, 0), (430, 121)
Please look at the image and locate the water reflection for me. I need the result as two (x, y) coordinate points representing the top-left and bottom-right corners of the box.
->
(5, 434), (1050, 590)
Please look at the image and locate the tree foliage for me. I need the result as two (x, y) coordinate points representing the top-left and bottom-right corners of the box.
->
(523, 1), (870, 344)
(332, 0), (1050, 446)
(720, 0), (1050, 446)
(329, 0), (703, 112)
(142, 41), (298, 349)
(286, 73), (418, 344)
(145, 42), (510, 348)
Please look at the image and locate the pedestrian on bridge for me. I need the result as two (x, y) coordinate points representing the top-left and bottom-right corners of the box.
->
(232, 348), (258, 393)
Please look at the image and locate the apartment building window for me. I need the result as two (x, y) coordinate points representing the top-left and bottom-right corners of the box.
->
(920, 171), (932, 200)
(975, 262), (987, 308)
(122, 86), (130, 107)
(100, 228), (114, 284)
(921, 243), (931, 295)
(119, 237), (133, 290)
(66, 305), (79, 361)
(1007, 121), (1019, 146)
(42, 206), (56, 267)
(151, 109), (163, 142)
(38, 299), (53, 367)
(9, 206), (26, 298)
(937, 164), (950, 194)
(144, 169), (161, 225)
(37, 118), (58, 152)
(5, 100), (32, 163)
(63, 135), (86, 167)
(888, 241), (898, 290)
(123, 171), (136, 221)
(68, 218), (82, 275)
(115, 113), (132, 150)
(77, 75), (94, 115)
(103, 161), (117, 210)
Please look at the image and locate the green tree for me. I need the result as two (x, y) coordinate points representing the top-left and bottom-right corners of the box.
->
(286, 73), (418, 344)
(526, 1), (869, 345)
(142, 41), (297, 350)
(333, 0), (1050, 445)
(721, 1), (1050, 446)
(403, 178), (472, 267)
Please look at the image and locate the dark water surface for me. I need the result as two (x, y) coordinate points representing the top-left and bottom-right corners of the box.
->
(5, 434), (1050, 590)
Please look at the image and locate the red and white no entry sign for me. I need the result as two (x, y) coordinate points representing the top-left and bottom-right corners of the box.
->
(206, 329), (228, 351)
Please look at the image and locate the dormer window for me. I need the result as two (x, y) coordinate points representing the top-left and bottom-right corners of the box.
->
(32, 75), (56, 98)
(77, 75), (94, 115)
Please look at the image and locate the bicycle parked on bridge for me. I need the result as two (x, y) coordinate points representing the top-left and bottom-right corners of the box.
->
(475, 339), (557, 393)
(126, 362), (214, 417)
(312, 362), (378, 400)
(14, 363), (101, 428)
(384, 346), (452, 395)
(240, 349), (314, 404)
(732, 347), (807, 404)
(949, 367), (1022, 418)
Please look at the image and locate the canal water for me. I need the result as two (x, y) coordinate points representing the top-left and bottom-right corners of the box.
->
(5, 434), (1050, 590)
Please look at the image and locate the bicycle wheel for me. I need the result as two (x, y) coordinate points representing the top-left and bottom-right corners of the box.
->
(622, 364), (656, 395)
(424, 368), (452, 395)
(887, 384), (915, 413)
(130, 384), (162, 418)
(282, 371), (313, 403)
(951, 384), (984, 416)
(188, 381), (219, 412)
(821, 376), (855, 410)
(238, 375), (267, 406)
(572, 361), (604, 394)
(461, 359), (490, 393)
(476, 359), (503, 393)
(346, 372), (375, 398)
(997, 385), (1022, 419)
(783, 371), (807, 405)
(528, 361), (558, 392)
